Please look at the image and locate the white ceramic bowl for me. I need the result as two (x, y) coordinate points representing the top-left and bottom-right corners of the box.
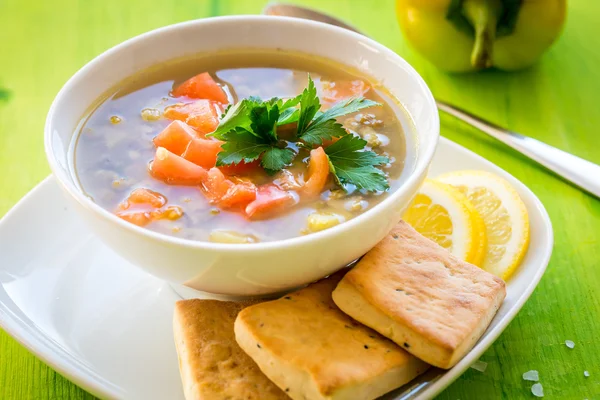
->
(45, 16), (439, 296)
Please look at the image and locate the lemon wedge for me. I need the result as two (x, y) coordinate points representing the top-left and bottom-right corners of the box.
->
(437, 170), (529, 280)
(403, 179), (487, 266)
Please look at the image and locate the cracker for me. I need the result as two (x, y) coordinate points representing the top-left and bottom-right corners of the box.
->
(332, 220), (506, 369)
(235, 273), (429, 400)
(173, 299), (288, 400)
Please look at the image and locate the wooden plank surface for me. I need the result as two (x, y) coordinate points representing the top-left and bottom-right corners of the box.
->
(0, 0), (598, 398)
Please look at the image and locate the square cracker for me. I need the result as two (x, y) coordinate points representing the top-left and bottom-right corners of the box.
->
(173, 299), (288, 400)
(332, 220), (506, 369)
(234, 273), (429, 400)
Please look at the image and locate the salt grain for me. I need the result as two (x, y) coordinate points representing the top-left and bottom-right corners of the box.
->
(523, 370), (539, 382)
(470, 360), (488, 373)
(584, 370), (590, 377)
(565, 340), (575, 349)
(531, 383), (544, 397)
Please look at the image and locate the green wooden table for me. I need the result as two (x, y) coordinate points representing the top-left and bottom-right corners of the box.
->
(0, 0), (599, 398)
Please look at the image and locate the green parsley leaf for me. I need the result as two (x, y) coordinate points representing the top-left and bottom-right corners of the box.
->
(296, 76), (320, 134)
(210, 77), (384, 180)
(210, 98), (260, 140)
(261, 147), (295, 174)
(297, 83), (381, 146)
(278, 95), (301, 110)
(299, 119), (347, 146)
(275, 95), (302, 126)
(325, 135), (389, 192)
(213, 99), (294, 172)
(249, 103), (280, 143)
(277, 108), (299, 126)
(215, 128), (271, 166)
(312, 97), (380, 125)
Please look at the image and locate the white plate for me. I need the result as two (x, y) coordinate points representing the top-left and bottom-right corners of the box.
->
(0, 138), (553, 400)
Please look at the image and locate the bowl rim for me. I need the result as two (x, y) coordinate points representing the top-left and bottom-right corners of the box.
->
(44, 15), (439, 252)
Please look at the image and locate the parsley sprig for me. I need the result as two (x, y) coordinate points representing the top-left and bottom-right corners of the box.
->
(207, 76), (390, 191)
(325, 135), (389, 192)
(210, 98), (294, 174)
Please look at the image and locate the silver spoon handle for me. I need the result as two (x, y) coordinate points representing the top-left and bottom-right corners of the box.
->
(436, 100), (600, 198)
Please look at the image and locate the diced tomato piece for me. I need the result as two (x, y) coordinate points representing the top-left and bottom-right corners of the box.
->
(171, 72), (229, 104)
(199, 168), (258, 210)
(150, 147), (208, 185)
(219, 181), (257, 210)
(117, 211), (152, 226)
(115, 188), (168, 225)
(200, 167), (234, 202)
(164, 102), (196, 122)
(218, 160), (261, 176)
(302, 147), (330, 198)
(321, 80), (370, 103)
(116, 190), (183, 226)
(245, 185), (296, 220)
(121, 188), (167, 210)
(164, 100), (220, 134)
(181, 137), (223, 169)
(187, 107), (220, 134)
(153, 120), (197, 155)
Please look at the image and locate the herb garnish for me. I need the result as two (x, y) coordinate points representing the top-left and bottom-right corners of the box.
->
(210, 98), (294, 174)
(208, 76), (389, 191)
(325, 135), (389, 192)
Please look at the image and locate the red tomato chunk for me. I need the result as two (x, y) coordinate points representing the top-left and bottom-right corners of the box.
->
(164, 100), (220, 134)
(171, 72), (229, 104)
(182, 137), (223, 169)
(153, 120), (198, 156)
(245, 185), (297, 220)
(150, 147), (208, 185)
(302, 147), (330, 198)
(115, 188), (182, 226)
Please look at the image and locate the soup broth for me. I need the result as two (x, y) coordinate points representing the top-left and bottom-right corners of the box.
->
(73, 50), (412, 243)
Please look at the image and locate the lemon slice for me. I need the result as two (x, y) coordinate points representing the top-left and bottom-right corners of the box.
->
(403, 179), (487, 266)
(437, 170), (530, 280)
